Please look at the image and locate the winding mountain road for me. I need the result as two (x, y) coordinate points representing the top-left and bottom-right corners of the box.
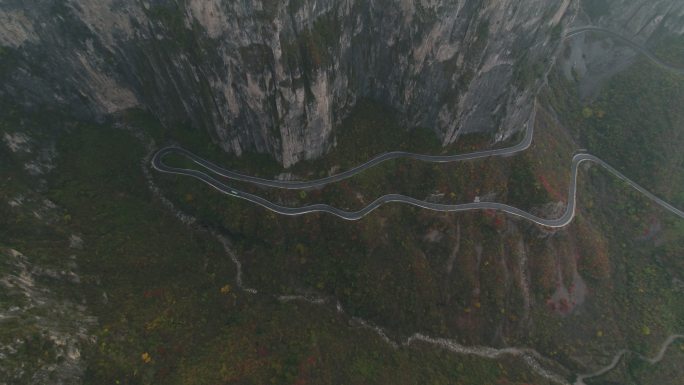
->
(574, 334), (684, 385)
(565, 26), (684, 75)
(153, 143), (684, 225)
(154, 110), (534, 190)
(152, 27), (684, 226)
(149, 25), (684, 383)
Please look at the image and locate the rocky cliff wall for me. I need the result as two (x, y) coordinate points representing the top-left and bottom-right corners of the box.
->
(0, 0), (681, 166)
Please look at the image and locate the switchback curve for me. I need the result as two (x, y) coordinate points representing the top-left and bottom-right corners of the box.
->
(152, 148), (684, 226)
(564, 26), (684, 76)
(151, 26), (684, 226)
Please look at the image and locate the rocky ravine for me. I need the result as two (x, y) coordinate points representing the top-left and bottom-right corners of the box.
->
(0, 0), (682, 167)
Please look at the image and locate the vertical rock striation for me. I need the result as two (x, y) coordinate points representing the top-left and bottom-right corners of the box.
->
(0, 0), (681, 166)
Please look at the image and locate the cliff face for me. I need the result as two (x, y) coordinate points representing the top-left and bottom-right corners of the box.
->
(0, 0), (681, 166)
